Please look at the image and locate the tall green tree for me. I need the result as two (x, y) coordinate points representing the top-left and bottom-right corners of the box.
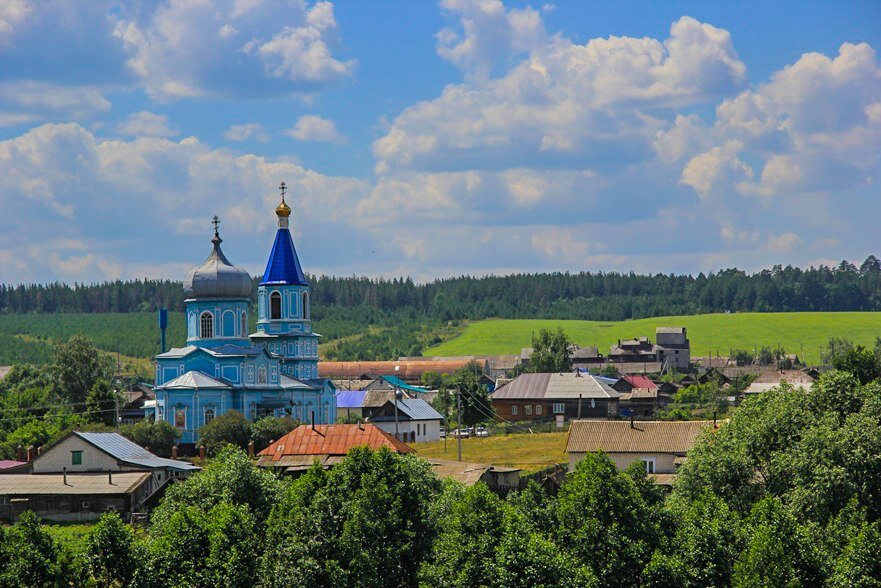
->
(85, 512), (140, 588)
(197, 410), (252, 455)
(120, 420), (180, 457)
(529, 327), (572, 373)
(85, 379), (120, 427)
(0, 511), (61, 587)
(450, 362), (493, 426)
(53, 336), (113, 405)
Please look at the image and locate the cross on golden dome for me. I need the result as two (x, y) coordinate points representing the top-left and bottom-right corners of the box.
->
(275, 181), (292, 217)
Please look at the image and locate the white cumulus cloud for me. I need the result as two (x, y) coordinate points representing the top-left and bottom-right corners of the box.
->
(285, 114), (346, 143)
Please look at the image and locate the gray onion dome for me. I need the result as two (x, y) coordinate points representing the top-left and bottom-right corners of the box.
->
(183, 229), (252, 299)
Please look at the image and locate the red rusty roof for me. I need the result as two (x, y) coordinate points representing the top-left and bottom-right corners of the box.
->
(257, 424), (414, 461)
(624, 375), (659, 391)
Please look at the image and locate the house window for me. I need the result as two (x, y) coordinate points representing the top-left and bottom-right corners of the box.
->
(553, 403), (565, 414)
(641, 458), (656, 474)
(535, 405), (543, 415)
(71, 451), (82, 465)
(511, 405), (518, 416)
(525, 405), (533, 415)
(270, 291), (282, 319)
(240, 311), (247, 336)
(204, 407), (215, 425)
(302, 292), (309, 319)
(258, 367), (267, 384)
(199, 311), (213, 338)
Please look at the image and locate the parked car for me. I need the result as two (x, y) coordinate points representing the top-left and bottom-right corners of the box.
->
(475, 426), (489, 438)
(452, 428), (470, 438)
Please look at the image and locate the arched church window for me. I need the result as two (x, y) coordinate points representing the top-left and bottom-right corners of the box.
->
(240, 311), (247, 337)
(258, 366), (267, 384)
(302, 292), (309, 319)
(200, 312), (213, 339)
(270, 291), (282, 320)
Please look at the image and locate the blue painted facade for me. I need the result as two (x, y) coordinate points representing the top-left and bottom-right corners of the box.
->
(152, 189), (335, 444)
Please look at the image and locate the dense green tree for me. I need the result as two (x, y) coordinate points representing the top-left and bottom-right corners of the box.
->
(260, 447), (442, 588)
(449, 362), (493, 426)
(85, 512), (140, 588)
(53, 335), (113, 405)
(152, 446), (282, 527)
(85, 379), (121, 427)
(0, 511), (60, 587)
(829, 519), (881, 587)
(197, 410), (251, 455)
(529, 327), (572, 373)
(831, 345), (881, 384)
(120, 420), (179, 457)
(555, 453), (660, 587)
(420, 482), (505, 587)
(250, 415), (298, 453)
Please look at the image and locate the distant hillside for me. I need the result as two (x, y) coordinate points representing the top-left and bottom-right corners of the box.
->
(3, 256), (881, 321)
(424, 312), (881, 366)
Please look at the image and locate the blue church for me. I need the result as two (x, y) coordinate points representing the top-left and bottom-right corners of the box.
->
(152, 183), (336, 444)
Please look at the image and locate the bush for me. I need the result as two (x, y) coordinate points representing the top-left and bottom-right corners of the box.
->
(120, 420), (180, 457)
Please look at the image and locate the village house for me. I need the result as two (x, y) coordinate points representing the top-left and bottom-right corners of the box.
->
(364, 397), (444, 442)
(425, 459), (521, 494)
(612, 375), (673, 418)
(743, 369), (818, 395)
(255, 423), (414, 474)
(0, 431), (198, 522)
(490, 372), (619, 421)
(565, 420), (716, 485)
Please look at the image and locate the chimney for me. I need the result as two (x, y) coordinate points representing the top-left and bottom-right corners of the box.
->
(198, 445), (206, 459)
(247, 441), (255, 457)
(171, 445), (178, 459)
(26, 445), (35, 462)
(63, 467), (69, 486)
(16, 445), (23, 462)
(357, 420), (363, 430)
(108, 469), (114, 486)
(36, 445), (42, 456)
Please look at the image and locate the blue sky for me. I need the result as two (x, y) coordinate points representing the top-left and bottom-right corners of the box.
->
(1, 0), (879, 284)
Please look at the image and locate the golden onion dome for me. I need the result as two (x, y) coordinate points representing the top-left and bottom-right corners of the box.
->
(276, 199), (291, 217)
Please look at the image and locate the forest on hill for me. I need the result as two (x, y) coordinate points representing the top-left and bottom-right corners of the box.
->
(3, 257), (881, 363)
(3, 256), (881, 320)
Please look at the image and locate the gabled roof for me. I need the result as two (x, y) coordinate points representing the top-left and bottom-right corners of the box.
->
(260, 228), (308, 286)
(0, 472), (151, 495)
(257, 424), (413, 461)
(155, 371), (230, 390)
(566, 420), (715, 454)
(491, 372), (619, 400)
(371, 398), (443, 421)
(73, 432), (199, 471)
(156, 344), (274, 360)
(279, 375), (314, 389)
(623, 375), (659, 391)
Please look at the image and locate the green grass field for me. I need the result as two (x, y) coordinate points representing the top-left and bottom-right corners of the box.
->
(413, 432), (569, 473)
(423, 312), (881, 366)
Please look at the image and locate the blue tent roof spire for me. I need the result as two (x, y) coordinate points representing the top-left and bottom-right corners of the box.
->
(261, 182), (309, 286)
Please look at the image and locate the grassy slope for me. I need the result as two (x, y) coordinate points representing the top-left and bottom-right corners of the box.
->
(423, 312), (881, 366)
(413, 432), (569, 473)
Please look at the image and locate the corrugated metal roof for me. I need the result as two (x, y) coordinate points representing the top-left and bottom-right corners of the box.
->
(256, 424), (414, 460)
(374, 398), (442, 421)
(363, 390), (395, 407)
(155, 371), (230, 390)
(490, 373), (550, 399)
(280, 375), (313, 390)
(74, 432), (199, 471)
(0, 472), (151, 495)
(544, 373), (619, 399)
(565, 420), (715, 454)
(336, 390), (367, 409)
(624, 375), (658, 391)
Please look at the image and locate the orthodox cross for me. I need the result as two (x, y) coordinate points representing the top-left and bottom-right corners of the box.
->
(279, 181), (287, 202)
(212, 215), (220, 236)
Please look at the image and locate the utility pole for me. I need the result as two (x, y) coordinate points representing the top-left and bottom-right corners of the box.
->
(456, 385), (462, 462)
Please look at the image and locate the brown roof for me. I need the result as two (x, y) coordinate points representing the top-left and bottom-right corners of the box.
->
(566, 420), (716, 454)
(425, 458), (520, 486)
(0, 472), (150, 495)
(752, 370), (817, 384)
(256, 424), (414, 463)
(491, 372), (618, 400)
(319, 360), (487, 383)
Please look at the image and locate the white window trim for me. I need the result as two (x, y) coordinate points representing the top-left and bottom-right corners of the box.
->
(511, 405), (518, 416)
(553, 403), (565, 414)
(641, 458), (656, 474)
